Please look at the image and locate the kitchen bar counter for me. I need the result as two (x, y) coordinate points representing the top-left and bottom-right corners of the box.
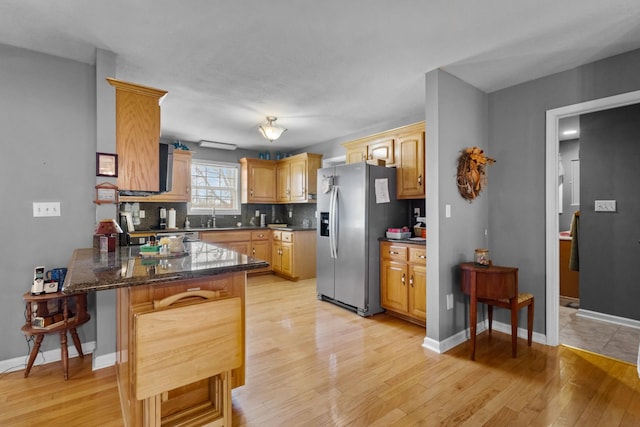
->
(62, 241), (267, 426)
(62, 241), (268, 294)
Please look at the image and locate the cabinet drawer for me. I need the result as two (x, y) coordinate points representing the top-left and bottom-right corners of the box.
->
(251, 230), (271, 241)
(382, 243), (408, 261)
(281, 231), (293, 243)
(409, 247), (426, 264)
(200, 230), (251, 243)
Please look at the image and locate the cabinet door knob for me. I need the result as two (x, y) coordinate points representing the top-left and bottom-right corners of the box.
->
(410, 275), (414, 287)
(401, 273), (406, 285)
(389, 251), (398, 255)
(418, 175), (423, 186)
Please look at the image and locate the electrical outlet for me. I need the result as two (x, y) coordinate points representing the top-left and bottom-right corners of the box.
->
(139, 210), (145, 218)
(445, 204), (451, 218)
(33, 202), (61, 217)
(446, 294), (454, 310)
(594, 200), (616, 212)
(414, 208), (420, 216)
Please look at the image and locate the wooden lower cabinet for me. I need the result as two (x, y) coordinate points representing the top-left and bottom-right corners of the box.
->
(201, 229), (273, 275)
(200, 230), (251, 255)
(116, 273), (246, 426)
(250, 230), (272, 274)
(560, 239), (579, 299)
(272, 230), (316, 280)
(380, 241), (426, 325)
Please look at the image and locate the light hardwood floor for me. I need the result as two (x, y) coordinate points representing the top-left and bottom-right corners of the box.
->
(2, 274), (640, 426)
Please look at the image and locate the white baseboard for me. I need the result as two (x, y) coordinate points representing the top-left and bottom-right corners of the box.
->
(92, 351), (116, 370)
(0, 341), (96, 374)
(422, 321), (488, 354)
(422, 320), (547, 354)
(577, 309), (640, 330)
(490, 321), (547, 345)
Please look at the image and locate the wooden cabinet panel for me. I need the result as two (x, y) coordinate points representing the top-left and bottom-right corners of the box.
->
(381, 260), (408, 312)
(250, 230), (271, 273)
(159, 150), (192, 201)
(346, 148), (367, 164)
(273, 153), (323, 203)
(397, 130), (425, 199)
(107, 78), (167, 193)
(276, 162), (291, 203)
(240, 158), (277, 203)
(121, 150), (192, 203)
(200, 230), (251, 243)
(271, 230), (315, 280)
(342, 122), (425, 200)
(368, 136), (395, 166)
(409, 263), (426, 320)
(289, 158), (307, 202)
(380, 241), (426, 325)
(560, 239), (579, 298)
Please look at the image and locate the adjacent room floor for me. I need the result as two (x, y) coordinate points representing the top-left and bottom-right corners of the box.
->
(559, 301), (640, 365)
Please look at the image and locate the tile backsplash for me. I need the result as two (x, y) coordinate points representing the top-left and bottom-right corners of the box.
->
(119, 202), (318, 231)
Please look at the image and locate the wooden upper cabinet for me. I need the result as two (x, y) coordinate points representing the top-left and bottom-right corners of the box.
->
(276, 161), (291, 203)
(242, 153), (322, 204)
(276, 153), (323, 203)
(367, 136), (395, 166)
(396, 128), (425, 199)
(346, 147), (367, 164)
(239, 158), (277, 203)
(343, 135), (395, 167)
(120, 149), (192, 203)
(106, 78), (167, 192)
(289, 157), (308, 202)
(342, 122), (425, 200)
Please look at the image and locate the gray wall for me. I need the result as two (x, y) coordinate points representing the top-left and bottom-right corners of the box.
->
(579, 104), (640, 319)
(0, 44), (97, 362)
(425, 70), (489, 342)
(486, 48), (640, 333)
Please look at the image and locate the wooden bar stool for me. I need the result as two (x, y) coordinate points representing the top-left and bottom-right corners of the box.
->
(21, 291), (90, 380)
(460, 263), (534, 359)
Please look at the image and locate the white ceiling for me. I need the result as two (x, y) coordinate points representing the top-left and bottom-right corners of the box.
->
(1, 1), (639, 151)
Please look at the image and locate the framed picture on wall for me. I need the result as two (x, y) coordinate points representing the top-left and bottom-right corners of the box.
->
(96, 152), (118, 177)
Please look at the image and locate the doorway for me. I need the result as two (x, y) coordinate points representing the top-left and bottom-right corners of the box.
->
(545, 89), (640, 348)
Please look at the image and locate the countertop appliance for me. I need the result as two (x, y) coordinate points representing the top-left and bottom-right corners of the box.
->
(316, 162), (408, 316)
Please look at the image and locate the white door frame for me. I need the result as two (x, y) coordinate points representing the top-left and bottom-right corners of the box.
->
(545, 89), (640, 345)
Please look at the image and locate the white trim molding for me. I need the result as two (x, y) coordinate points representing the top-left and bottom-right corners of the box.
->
(0, 341), (96, 375)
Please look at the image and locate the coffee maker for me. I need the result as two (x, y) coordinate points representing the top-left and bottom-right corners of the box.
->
(159, 207), (167, 229)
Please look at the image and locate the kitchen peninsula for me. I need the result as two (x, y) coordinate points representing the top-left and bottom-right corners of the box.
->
(63, 241), (268, 426)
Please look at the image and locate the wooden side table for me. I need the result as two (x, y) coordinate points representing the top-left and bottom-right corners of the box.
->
(21, 291), (90, 380)
(460, 263), (518, 360)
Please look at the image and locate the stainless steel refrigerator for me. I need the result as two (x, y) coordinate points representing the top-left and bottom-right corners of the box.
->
(316, 162), (408, 316)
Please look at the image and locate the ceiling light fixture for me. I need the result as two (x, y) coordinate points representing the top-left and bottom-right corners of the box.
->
(199, 140), (237, 150)
(258, 116), (287, 142)
(562, 129), (578, 136)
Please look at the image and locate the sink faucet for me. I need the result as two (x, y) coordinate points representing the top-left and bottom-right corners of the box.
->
(211, 207), (216, 228)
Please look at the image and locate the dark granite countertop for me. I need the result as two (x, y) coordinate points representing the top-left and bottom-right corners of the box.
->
(62, 241), (269, 294)
(379, 237), (426, 246)
(144, 226), (316, 233)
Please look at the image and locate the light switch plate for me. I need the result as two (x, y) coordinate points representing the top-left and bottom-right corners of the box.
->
(33, 202), (61, 217)
(595, 200), (616, 212)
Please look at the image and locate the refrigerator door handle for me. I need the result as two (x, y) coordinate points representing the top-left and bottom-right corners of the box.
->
(329, 185), (338, 259)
